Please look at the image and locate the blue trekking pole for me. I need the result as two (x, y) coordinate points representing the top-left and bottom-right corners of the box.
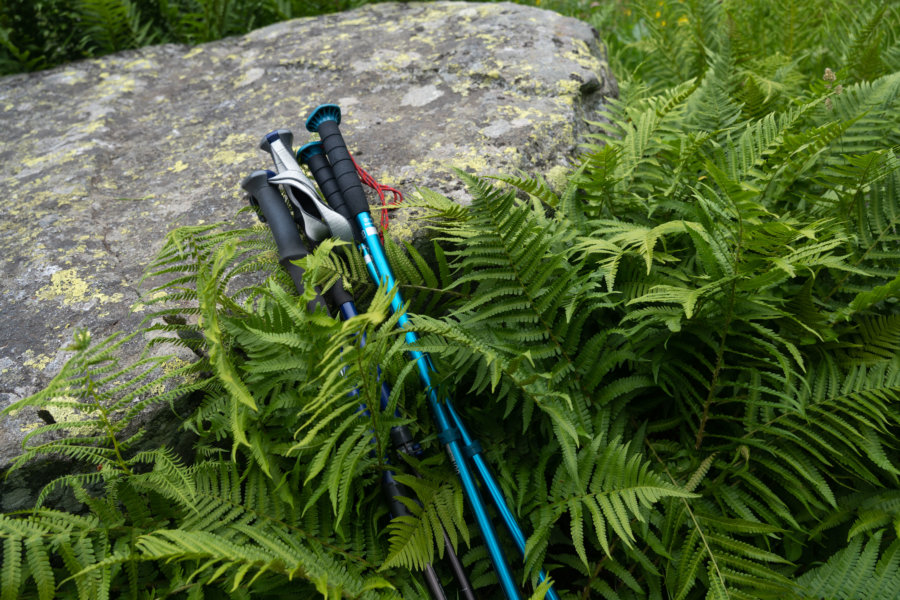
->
(301, 105), (559, 600)
(243, 162), (475, 600)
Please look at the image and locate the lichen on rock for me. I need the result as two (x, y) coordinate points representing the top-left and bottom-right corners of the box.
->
(0, 1), (616, 471)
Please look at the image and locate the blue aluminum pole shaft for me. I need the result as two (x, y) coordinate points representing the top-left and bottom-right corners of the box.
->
(357, 216), (521, 600)
(359, 218), (560, 600)
(445, 402), (560, 600)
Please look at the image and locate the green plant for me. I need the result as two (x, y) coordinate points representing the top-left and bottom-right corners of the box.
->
(3, 0), (900, 598)
(0, 0), (381, 74)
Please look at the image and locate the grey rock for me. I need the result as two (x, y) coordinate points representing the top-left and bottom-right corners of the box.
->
(0, 1), (616, 471)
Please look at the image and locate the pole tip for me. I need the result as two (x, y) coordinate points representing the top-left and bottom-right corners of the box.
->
(296, 141), (324, 165)
(306, 104), (341, 132)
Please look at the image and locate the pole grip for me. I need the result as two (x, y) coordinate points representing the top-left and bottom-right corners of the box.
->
(306, 105), (371, 218)
(299, 142), (350, 219)
(241, 171), (326, 311)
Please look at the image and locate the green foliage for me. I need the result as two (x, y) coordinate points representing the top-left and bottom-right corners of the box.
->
(3, 0), (900, 598)
(0, 0), (377, 74)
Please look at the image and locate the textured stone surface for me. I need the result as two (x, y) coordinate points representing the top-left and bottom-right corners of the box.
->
(0, 1), (616, 470)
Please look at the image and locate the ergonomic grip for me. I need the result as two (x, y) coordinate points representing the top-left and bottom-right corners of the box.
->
(241, 170), (325, 310)
(259, 130), (295, 174)
(306, 105), (371, 218)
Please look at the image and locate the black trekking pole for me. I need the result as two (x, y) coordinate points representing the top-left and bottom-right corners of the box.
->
(241, 170), (470, 600)
(298, 105), (561, 599)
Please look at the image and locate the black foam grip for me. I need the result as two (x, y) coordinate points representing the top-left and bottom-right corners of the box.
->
(243, 176), (308, 267)
(317, 120), (370, 218)
(306, 153), (350, 220)
(242, 172), (327, 311)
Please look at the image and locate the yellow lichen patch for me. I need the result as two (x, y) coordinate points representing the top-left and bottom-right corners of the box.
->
(95, 292), (125, 304)
(212, 133), (254, 165)
(131, 289), (168, 313)
(212, 148), (245, 165)
(563, 40), (605, 72)
(36, 268), (90, 304)
(123, 58), (153, 70)
(498, 105), (544, 123)
(21, 147), (80, 170)
(35, 268), (124, 306)
(148, 356), (195, 395)
(182, 47), (204, 59)
(169, 160), (189, 173)
(97, 74), (136, 98)
(59, 69), (88, 85)
(337, 16), (369, 27)
(23, 351), (53, 372)
(46, 396), (97, 428)
(79, 119), (106, 134)
(409, 145), (493, 178)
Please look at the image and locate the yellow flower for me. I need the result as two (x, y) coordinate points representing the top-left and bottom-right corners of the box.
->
(677, 15), (689, 24)
(661, 20), (667, 26)
(655, 10), (661, 18)
(624, 8), (632, 15)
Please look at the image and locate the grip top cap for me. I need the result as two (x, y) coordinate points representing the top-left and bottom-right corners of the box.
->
(259, 129), (293, 154)
(296, 141), (324, 165)
(306, 104), (341, 132)
(240, 169), (276, 196)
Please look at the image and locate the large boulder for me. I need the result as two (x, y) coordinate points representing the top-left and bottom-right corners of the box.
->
(0, 1), (616, 477)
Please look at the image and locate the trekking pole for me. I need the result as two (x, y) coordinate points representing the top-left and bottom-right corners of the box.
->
(302, 105), (559, 600)
(241, 170), (469, 600)
(258, 134), (476, 600)
(300, 143), (485, 600)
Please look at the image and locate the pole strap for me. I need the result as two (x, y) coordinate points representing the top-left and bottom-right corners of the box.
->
(437, 427), (461, 446)
(461, 440), (483, 459)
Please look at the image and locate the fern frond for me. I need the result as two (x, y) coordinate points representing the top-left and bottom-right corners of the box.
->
(795, 531), (900, 600)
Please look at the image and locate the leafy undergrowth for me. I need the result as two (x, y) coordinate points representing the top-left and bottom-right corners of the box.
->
(2, 0), (900, 598)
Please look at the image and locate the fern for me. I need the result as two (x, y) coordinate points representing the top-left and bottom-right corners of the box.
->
(75, 0), (154, 54)
(795, 531), (900, 600)
(4, 0), (900, 597)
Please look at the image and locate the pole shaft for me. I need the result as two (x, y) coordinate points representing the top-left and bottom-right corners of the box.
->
(357, 212), (521, 600)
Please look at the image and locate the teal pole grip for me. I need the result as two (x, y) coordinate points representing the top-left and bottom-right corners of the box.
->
(306, 105), (371, 218)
